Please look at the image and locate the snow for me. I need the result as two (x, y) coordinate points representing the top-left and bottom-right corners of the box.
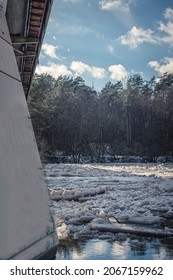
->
(44, 163), (173, 241)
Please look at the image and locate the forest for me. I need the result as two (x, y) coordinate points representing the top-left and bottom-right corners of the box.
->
(28, 73), (173, 163)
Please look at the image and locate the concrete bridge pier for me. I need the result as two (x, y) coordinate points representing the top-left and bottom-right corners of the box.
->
(0, 3), (58, 259)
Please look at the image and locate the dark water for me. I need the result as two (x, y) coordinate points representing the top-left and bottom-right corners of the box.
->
(56, 237), (173, 260)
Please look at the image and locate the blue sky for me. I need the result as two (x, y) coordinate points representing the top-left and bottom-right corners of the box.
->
(36, 0), (173, 90)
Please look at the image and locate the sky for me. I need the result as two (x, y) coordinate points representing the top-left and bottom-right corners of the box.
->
(36, 0), (173, 90)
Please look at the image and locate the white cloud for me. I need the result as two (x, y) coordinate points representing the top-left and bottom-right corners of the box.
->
(42, 43), (59, 59)
(99, 0), (136, 13)
(99, 0), (122, 10)
(164, 7), (173, 21)
(90, 66), (107, 79)
(107, 44), (122, 59)
(36, 60), (107, 80)
(70, 61), (107, 79)
(148, 61), (160, 71)
(158, 21), (173, 46)
(70, 61), (90, 75)
(118, 26), (158, 49)
(118, 7), (173, 48)
(41, 43), (68, 60)
(54, 23), (93, 36)
(107, 44), (114, 54)
(148, 57), (173, 75)
(108, 64), (128, 80)
(96, 33), (105, 39)
(36, 60), (128, 82)
(36, 62), (72, 78)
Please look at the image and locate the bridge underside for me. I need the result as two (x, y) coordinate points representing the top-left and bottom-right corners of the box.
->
(0, 1), (58, 260)
(6, 0), (52, 98)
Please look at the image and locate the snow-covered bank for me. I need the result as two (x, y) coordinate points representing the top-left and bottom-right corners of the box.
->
(44, 163), (173, 241)
(46, 154), (173, 164)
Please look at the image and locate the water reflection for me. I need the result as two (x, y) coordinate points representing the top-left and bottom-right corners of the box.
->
(111, 241), (129, 259)
(56, 237), (173, 260)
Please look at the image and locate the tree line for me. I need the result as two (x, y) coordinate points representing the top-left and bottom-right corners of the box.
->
(28, 73), (173, 163)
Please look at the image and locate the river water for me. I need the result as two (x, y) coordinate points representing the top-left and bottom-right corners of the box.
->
(56, 237), (173, 260)
(44, 163), (173, 260)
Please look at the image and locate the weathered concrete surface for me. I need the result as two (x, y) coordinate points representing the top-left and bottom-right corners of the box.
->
(0, 7), (58, 259)
(0, 0), (7, 12)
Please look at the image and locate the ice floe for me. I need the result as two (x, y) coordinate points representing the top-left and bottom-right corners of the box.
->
(44, 163), (173, 240)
